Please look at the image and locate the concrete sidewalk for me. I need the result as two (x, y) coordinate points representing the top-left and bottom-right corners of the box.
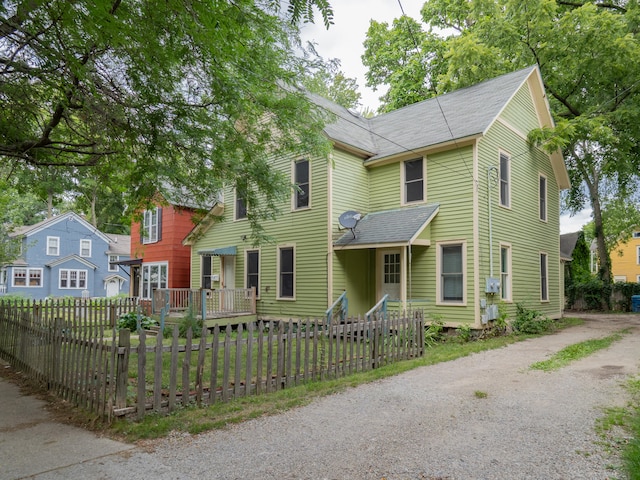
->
(0, 373), (132, 480)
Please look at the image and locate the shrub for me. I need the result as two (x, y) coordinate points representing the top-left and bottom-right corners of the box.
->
(457, 323), (472, 343)
(117, 311), (158, 332)
(511, 303), (553, 335)
(178, 306), (204, 338)
(424, 317), (445, 347)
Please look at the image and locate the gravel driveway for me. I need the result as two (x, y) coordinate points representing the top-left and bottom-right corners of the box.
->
(34, 313), (640, 480)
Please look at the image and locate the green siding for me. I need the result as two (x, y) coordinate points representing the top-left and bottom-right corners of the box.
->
(190, 154), (331, 319)
(500, 84), (540, 134)
(476, 108), (562, 321)
(368, 162), (401, 211)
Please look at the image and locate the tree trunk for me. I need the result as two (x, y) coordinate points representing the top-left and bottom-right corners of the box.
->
(588, 181), (611, 310)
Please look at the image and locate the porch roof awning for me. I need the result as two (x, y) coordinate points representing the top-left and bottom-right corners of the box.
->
(333, 203), (440, 250)
(110, 258), (142, 266)
(198, 246), (237, 256)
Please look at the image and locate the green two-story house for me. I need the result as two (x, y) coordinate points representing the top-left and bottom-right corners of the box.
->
(184, 66), (570, 327)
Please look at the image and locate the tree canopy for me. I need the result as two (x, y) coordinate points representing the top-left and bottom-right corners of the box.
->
(363, 0), (640, 287)
(1, 0), (334, 241)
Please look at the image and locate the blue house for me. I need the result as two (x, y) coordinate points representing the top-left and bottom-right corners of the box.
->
(0, 212), (131, 299)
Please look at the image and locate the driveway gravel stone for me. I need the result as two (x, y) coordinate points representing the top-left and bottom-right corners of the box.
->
(5, 313), (640, 480)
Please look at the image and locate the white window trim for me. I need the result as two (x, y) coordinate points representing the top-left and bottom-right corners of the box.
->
(500, 242), (513, 302)
(142, 208), (159, 244)
(436, 240), (467, 306)
(637, 245), (640, 265)
(540, 251), (549, 302)
(276, 244), (296, 300)
(539, 173), (548, 223)
(80, 239), (92, 257)
(109, 255), (119, 272)
(47, 236), (60, 256)
(499, 150), (511, 209)
(140, 262), (169, 299)
(59, 269), (88, 289)
(292, 158), (311, 211)
(401, 157), (426, 206)
(244, 248), (261, 299)
(12, 267), (43, 288)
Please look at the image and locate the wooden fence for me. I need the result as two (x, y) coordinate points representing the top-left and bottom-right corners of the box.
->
(0, 299), (424, 421)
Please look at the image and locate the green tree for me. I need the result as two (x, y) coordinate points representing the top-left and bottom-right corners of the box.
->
(302, 57), (362, 110)
(0, 0), (334, 240)
(569, 230), (592, 285)
(363, 0), (640, 291)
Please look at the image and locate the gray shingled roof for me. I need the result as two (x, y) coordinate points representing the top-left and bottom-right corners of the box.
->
(560, 231), (580, 260)
(334, 204), (439, 248)
(315, 66), (537, 162)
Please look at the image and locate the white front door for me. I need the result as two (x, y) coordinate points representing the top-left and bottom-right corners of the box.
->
(106, 279), (119, 297)
(221, 256), (235, 311)
(378, 249), (401, 301)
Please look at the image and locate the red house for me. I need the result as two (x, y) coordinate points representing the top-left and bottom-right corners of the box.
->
(129, 188), (210, 300)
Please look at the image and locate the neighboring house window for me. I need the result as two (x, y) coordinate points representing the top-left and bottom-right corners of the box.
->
(141, 263), (168, 299)
(142, 208), (161, 244)
(637, 245), (640, 265)
(499, 152), (510, 208)
(500, 244), (511, 301)
(614, 276), (627, 283)
(60, 269), (87, 289)
(404, 158), (424, 204)
(540, 252), (548, 301)
(277, 246), (295, 299)
(47, 236), (60, 256)
(637, 274), (640, 283)
(245, 249), (260, 296)
(438, 242), (465, 303)
(80, 239), (92, 257)
(633, 231), (640, 238)
(235, 193), (247, 220)
(293, 159), (310, 209)
(13, 268), (42, 287)
(109, 255), (119, 272)
(539, 174), (547, 222)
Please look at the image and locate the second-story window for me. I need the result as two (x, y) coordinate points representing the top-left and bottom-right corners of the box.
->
(80, 239), (91, 257)
(109, 255), (119, 272)
(236, 193), (247, 220)
(539, 174), (547, 222)
(293, 159), (310, 209)
(142, 207), (161, 244)
(404, 159), (424, 203)
(499, 152), (510, 208)
(47, 236), (60, 256)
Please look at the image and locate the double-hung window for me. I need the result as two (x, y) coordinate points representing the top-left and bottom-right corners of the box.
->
(13, 268), (42, 287)
(277, 246), (295, 299)
(438, 242), (465, 303)
(141, 263), (168, 299)
(539, 174), (547, 222)
(60, 269), (87, 289)
(540, 252), (548, 301)
(293, 159), (310, 209)
(109, 255), (119, 272)
(47, 236), (60, 256)
(499, 152), (510, 208)
(235, 193), (247, 220)
(404, 158), (424, 204)
(245, 250), (260, 296)
(142, 208), (160, 244)
(500, 244), (511, 301)
(637, 245), (640, 265)
(80, 239), (92, 257)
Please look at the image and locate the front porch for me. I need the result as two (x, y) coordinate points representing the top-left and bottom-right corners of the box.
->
(151, 288), (256, 320)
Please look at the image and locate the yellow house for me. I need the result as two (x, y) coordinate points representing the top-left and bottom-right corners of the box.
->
(611, 231), (640, 283)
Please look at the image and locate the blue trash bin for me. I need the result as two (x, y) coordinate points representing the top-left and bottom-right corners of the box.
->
(632, 295), (640, 313)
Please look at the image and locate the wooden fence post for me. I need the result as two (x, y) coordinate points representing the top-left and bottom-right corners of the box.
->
(115, 329), (130, 409)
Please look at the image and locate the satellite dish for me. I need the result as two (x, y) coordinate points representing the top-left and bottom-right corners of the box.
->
(339, 211), (361, 238)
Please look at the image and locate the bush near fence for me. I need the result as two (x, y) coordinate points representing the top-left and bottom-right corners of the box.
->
(0, 299), (424, 421)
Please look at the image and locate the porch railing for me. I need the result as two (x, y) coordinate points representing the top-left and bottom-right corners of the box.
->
(326, 291), (348, 326)
(365, 294), (389, 321)
(152, 288), (256, 318)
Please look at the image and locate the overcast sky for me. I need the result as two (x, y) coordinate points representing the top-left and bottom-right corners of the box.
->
(299, 1), (591, 233)
(299, 0), (424, 111)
